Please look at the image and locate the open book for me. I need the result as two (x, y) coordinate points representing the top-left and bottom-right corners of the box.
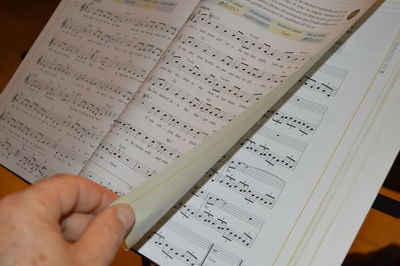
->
(4, 0), (400, 265)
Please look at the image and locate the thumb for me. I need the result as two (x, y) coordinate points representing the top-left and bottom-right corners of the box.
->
(73, 204), (135, 266)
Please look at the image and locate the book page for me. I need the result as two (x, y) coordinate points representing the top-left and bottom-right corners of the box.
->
(80, 0), (375, 260)
(280, 1), (400, 264)
(133, 2), (400, 265)
(82, 0), (373, 191)
(0, 0), (200, 183)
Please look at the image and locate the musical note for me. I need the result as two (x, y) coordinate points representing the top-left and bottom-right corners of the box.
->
(158, 220), (244, 265)
(80, 3), (177, 36)
(0, 139), (12, 156)
(80, 168), (125, 195)
(163, 56), (261, 104)
(175, 202), (255, 247)
(146, 76), (236, 122)
(226, 159), (286, 190)
(0, 113), (87, 165)
(113, 119), (182, 160)
(178, 35), (286, 83)
(147, 233), (199, 265)
(99, 142), (156, 178)
(278, 94), (328, 116)
(264, 110), (318, 135)
(48, 38), (148, 80)
(11, 93), (101, 142)
(255, 126), (308, 153)
(0, 138), (56, 180)
(189, 12), (309, 63)
(191, 186), (265, 229)
(24, 74), (117, 120)
(298, 76), (337, 97)
(207, 243), (244, 266)
(210, 172), (277, 207)
(61, 19), (163, 58)
(17, 154), (51, 180)
(133, 96), (209, 140)
(205, 159), (285, 208)
(33, 58), (135, 103)
(240, 138), (297, 169)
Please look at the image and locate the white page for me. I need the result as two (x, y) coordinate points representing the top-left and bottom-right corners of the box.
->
(179, 2), (400, 265)
(0, 0), (200, 183)
(82, 0), (374, 192)
(280, 1), (400, 264)
(310, 79), (400, 266)
(77, 0), (376, 264)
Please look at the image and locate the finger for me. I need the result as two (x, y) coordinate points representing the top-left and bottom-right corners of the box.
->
(25, 174), (118, 222)
(61, 213), (94, 242)
(73, 204), (134, 265)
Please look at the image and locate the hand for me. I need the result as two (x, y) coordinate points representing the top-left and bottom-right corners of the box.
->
(0, 174), (135, 266)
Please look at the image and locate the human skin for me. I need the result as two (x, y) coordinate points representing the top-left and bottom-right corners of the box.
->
(0, 174), (135, 266)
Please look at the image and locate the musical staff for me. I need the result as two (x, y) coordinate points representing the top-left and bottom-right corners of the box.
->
(175, 202), (255, 247)
(34, 58), (135, 103)
(113, 119), (182, 161)
(133, 96), (209, 140)
(0, 113), (87, 165)
(149, 219), (243, 266)
(24, 74), (117, 120)
(61, 19), (163, 58)
(99, 142), (155, 178)
(163, 56), (261, 104)
(226, 159), (286, 190)
(189, 12), (309, 64)
(0, 138), (13, 157)
(191, 186), (265, 229)
(0, 138), (56, 180)
(166, 220), (210, 250)
(80, 168), (123, 195)
(298, 76), (337, 97)
(250, 124), (307, 153)
(48, 38), (148, 80)
(209, 169), (276, 207)
(240, 138), (297, 169)
(148, 233), (199, 265)
(177, 35), (286, 83)
(11, 93), (101, 142)
(310, 62), (349, 80)
(264, 110), (317, 135)
(146, 76), (236, 122)
(206, 159), (285, 208)
(278, 94), (328, 116)
(80, 2), (177, 36)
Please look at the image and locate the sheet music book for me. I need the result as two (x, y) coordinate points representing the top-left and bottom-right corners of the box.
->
(2, 0), (400, 265)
